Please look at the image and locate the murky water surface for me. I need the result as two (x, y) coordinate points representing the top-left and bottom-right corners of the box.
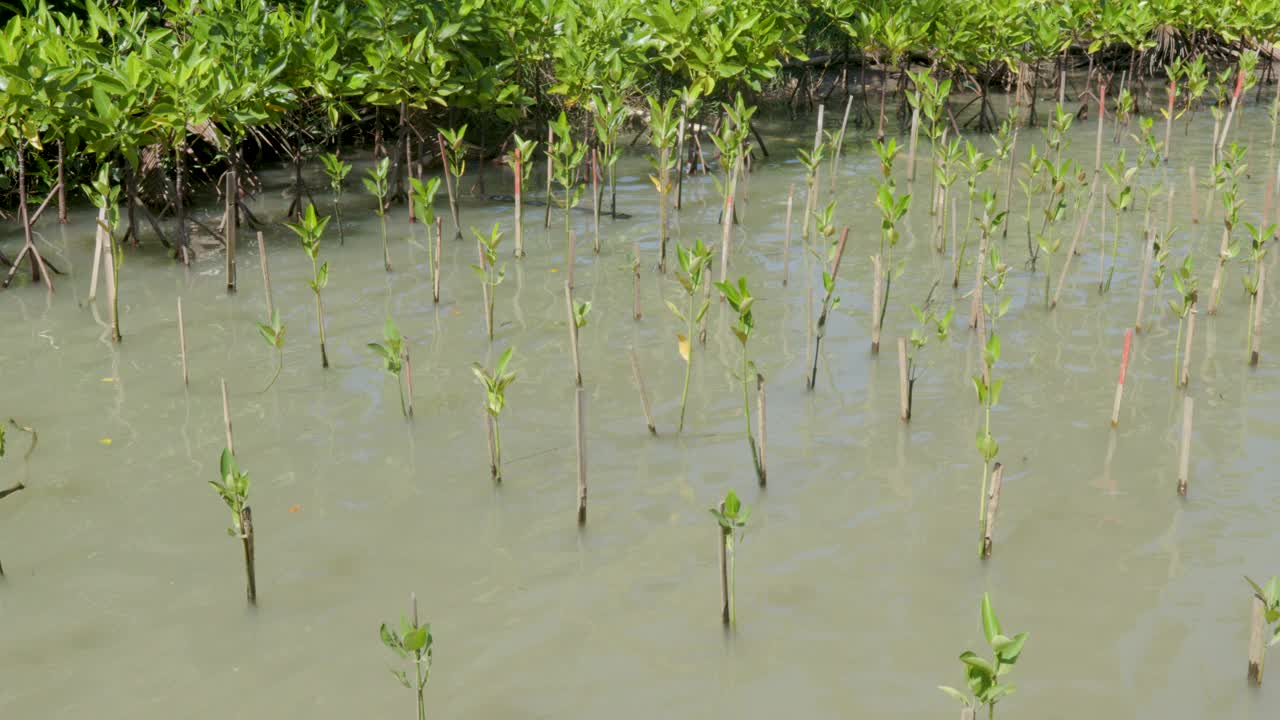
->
(3, 101), (1280, 719)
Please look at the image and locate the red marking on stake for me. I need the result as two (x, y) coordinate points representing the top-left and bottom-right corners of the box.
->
(1118, 329), (1133, 385)
(1234, 68), (1245, 101)
(1099, 81), (1106, 121)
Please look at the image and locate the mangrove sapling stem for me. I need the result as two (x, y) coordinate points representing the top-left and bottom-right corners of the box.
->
(485, 412), (498, 481)
(718, 499), (730, 625)
(437, 133), (463, 240)
(1253, 263), (1267, 366)
(1051, 180), (1099, 309)
(629, 349), (657, 434)
(1177, 395), (1194, 496)
(575, 385), (587, 525)
(565, 282), (581, 387)
(1111, 329), (1133, 427)
(433, 218), (442, 303)
(898, 337), (910, 421)
(514, 148), (525, 257)
(981, 462), (1003, 559)
(783, 184), (795, 287)
(257, 232), (273, 320)
(871, 255), (883, 353)
(675, 115), (686, 210)
(567, 229), (576, 290)
(1249, 593), (1268, 685)
(807, 227), (850, 390)
(544, 125), (554, 230)
(1095, 82), (1107, 176)
(756, 373), (767, 486)
(1181, 304), (1197, 387)
(241, 505), (256, 605)
(178, 298), (189, 386)
(479, 236), (493, 340)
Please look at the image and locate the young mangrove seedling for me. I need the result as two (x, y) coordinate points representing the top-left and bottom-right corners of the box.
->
(646, 96), (680, 272)
(1102, 151), (1136, 293)
(953, 139), (991, 289)
(592, 93), (626, 219)
(807, 225), (850, 390)
(380, 594), (433, 720)
(504, 134), (538, 257)
(1208, 143), (1247, 314)
(286, 203), (332, 368)
(409, 176), (442, 277)
(364, 157), (393, 272)
(1246, 576), (1280, 684)
(256, 310), (286, 392)
(939, 593), (1029, 719)
(710, 94), (755, 285)
(710, 489), (750, 626)
(473, 347), (516, 482)
(208, 447), (256, 604)
(872, 138), (910, 352)
(668, 238), (713, 432)
(438, 125), (467, 239)
(471, 223), (506, 341)
(368, 316), (409, 417)
(548, 112), (588, 277)
(797, 140), (827, 245)
(906, 290), (953, 420)
(82, 166), (123, 342)
(974, 246), (1011, 555)
(714, 276), (764, 485)
(1242, 222), (1272, 358)
(1169, 254), (1198, 386)
(320, 152), (352, 245)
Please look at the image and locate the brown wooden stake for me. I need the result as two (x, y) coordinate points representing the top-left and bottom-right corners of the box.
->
(566, 281), (582, 386)
(575, 385), (587, 525)
(1252, 262), (1266, 366)
(1111, 329), (1133, 426)
(897, 337), (910, 421)
(1181, 304), (1197, 387)
(433, 217), (443, 303)
(256, 232), (273, 320)
(629, 349), (657, 435)
(403, 338), (414, 418)
(718, 500), (730, 625)
(870, 255), (883, 353)
(969, 224), (989, 328)
(225, 169), (237, 292)
(1249, 594), (1267, 685)
(1177, 395), (1193, 496)
(906, 103), (920, 184)
(756, 372), (767, 486)
(981, 462), (1004, 559)
(782, 184), (795, 287)
(178, 298), (189, 386)
(240, 505), (257, 606)
(221, 378), (235, 455)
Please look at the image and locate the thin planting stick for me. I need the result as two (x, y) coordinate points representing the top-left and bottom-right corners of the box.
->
(88, 208), (105, 301)
(1252, 262), (1266, 366)
(1249, 595), (1267, 685)
(566, 281), (582, 387)
(591, 149), (601, 254)
(756, 373), (767, 487)
(240, 505), (256, 606)
(718, 500), (729, 625)
(870, 255), (883, 353)
(433, 218), (442, 303)
(256, 232), (273, 320)
(782, 184), (795, 287)
(1177, 395), (1193, 497)
(629, 349), (657, 434)
(544, 125), (554, 230)
(437, 133), (462, 240)
(225, 170), (237, 292)
(1134, 230), (1154, 331)
(514, 148), (525, 257)
(1111, 329), (1133, 427)
(906, 103), (920, 184)
(981, 462), (1003, 559)
(575, 385), (587, 525)
(1051, 179), (1099, 309)
(221, 378), (234, 455)
(178, 297), (189, 386)
(1181, 304), (1197, 387)
(897, 337), (910, 421)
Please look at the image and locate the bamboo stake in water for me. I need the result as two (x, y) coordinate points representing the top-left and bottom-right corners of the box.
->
(1209, 225), (1233, 315)
(225, 169), (237, 292)
(1051, 180), (1099, 309)
(565, 281), (582, 387)
(870, 254), (883, 353)
(256, 232), (273, 320)
(1252, 262), (1267, 367)
(567, 229), (576, 290)
(1177, 395), (1194, 497)
(1217, 69), (1246, 159)
(513, 147), (525, 257)
(591, 149), (601, 254)
(89, 208), (106, 301)
(906, 102), (920, 184)
(478, 234), (493, 340)
(575, 385), (587, 525)
(629, 348), (657, 434)
(177, 297), (188, 386)
(544, 125), (554, 230)
(1111, 329), (1133, 427)
(756, 372), (767, 487)
(718, 500), (729, 625)
(801, 105), (824, 243)
(981, 463), (1004, 559)
(897, 337), (910, 421)
(1163, 76), (1176, 162)
(782, 184), (795, 287)
(1249, 595), (1267, 685)
(221, 378), (234, 455)
(433, 218), (442, 303)
(1181, 304), (1197, 387)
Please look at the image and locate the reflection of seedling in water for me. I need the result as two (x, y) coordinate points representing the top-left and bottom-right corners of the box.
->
(286, 203), (331, 369)
(939, 593), (1029, 719)
(368, 316), (409, 417)
(380, 594), (433, 720)
(256, 310), (285, 392)
(319, 152), (352, 245)
(710, 489), (750, 626)
(208, 448), (256, 604)
(470, 223), (507, 342)
(364, 157), (394, 272)
(473, 347), (516, 482)
(668, 239), (712, 433)
(714, 276), (764, 484)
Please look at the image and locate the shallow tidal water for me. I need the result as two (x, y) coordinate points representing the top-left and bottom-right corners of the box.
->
(2, 101), (1280, 719)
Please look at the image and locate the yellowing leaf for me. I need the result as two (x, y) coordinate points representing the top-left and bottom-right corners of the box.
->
(100, 438), (112, 445)
(549, 267), (560, 273)
(676, 334), (690, 363)
(101, 377), (116, 383)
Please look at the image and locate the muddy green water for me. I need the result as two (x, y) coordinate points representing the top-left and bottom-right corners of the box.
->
(2, 104), (1280, 719)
